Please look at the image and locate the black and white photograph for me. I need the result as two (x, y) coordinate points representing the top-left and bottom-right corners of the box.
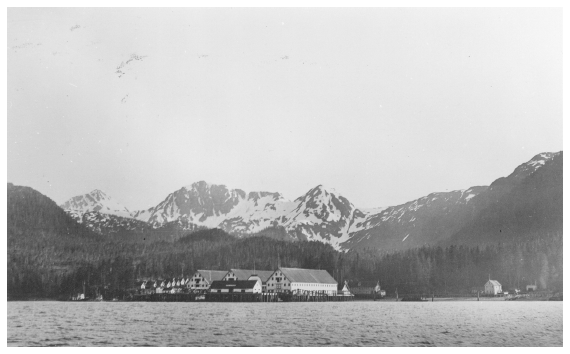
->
(6, 5), (563, 347)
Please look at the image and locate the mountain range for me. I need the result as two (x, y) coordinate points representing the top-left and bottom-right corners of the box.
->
(57, 151), (563, 252)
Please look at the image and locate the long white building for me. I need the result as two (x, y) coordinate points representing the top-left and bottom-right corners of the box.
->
(266, 267), (338, 295)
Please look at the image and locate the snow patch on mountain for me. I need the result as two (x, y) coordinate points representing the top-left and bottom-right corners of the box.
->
(61, 151), (560, 251)
(60, 190), (132, 218)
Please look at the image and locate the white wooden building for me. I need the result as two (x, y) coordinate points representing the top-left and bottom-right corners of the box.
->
(188, 270), (228, 291)
(209, 280), (262, 294)
(484, 280), (503, 295)
(266, 267), (338, 295)
(223, 269), (274, 292)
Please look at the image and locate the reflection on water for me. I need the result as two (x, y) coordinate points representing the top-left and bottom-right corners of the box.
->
(7, 301), (562, 346)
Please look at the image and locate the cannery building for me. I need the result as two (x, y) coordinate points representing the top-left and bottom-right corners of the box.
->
(188, 270), (228, 291)
(266, 267), (338, 295)
(209, 280), (262, 294)
(223, 269), (274, 292)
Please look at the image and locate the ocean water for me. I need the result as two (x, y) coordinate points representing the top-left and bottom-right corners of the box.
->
(7, 301), (562, 346)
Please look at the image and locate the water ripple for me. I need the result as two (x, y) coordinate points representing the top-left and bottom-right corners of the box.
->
(7, 301), (563, 346)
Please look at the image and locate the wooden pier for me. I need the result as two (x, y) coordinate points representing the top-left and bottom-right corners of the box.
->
(280, 293), (354, 302)
(128, 293), (200, 302)
(206, 293), (280, 302)
(127, 292), (354, 302)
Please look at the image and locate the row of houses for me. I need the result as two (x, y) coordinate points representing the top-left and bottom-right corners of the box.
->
(135, 267), (341, 296)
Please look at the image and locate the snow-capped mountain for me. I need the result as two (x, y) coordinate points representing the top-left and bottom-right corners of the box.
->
(60, 151), (562, 252)
(490, 152), (559, 187)
(342, 151), (562, 251)
(60, 189), (132, 218)
(445, 151), (563, 246)
(272, 185), (368, 249)
(131, 182), (370, 249)
(133, 181), (260, 228)
(340, 186), (488, 251)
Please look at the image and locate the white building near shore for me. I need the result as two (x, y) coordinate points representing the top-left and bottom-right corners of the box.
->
(484, 279), (502, 295)
(266, 267), (338, 295)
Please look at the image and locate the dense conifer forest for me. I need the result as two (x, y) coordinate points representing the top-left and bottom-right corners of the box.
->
(7, 183), (563, 299)
(8, 227), (562, 299)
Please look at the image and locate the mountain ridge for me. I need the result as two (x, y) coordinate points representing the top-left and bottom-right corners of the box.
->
(58, 151), (562, 251)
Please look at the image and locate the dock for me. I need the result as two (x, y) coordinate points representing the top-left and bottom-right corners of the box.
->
(126, 292), (354, 302)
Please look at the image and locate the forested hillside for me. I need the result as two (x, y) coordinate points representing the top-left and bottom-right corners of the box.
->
(7, 183), (563, 299)
(447, 152), (563, 246)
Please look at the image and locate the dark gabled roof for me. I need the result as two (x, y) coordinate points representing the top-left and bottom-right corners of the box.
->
(348, 280), (378, 288)
(196, 270), (228, 282)
(209, 280), (259, 290)
(277, 268), (337, 284)
(229, 269), (274, 282)
(487, 280), (502, 287)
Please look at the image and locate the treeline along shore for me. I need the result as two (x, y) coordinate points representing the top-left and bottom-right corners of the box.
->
(8, 225), (562, 301)
(7, 183), (562, 301)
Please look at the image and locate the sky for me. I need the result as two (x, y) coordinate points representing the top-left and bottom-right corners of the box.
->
(7, 8), (563, 211)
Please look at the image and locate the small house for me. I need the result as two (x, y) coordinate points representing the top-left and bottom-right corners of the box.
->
(349, 281), (379, 295)
(142, 280), (156, 294)
(484, 280), (502, 295)
(135, 280), (145, 290)
(338, 281), (353, 296)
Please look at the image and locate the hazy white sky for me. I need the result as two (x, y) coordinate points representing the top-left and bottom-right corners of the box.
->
(7, 8), (562, 211)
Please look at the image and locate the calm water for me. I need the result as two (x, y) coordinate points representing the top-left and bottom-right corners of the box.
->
(7, 301), (562, 346)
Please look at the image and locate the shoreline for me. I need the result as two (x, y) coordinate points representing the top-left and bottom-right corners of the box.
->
(7, 297), (560, 303)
